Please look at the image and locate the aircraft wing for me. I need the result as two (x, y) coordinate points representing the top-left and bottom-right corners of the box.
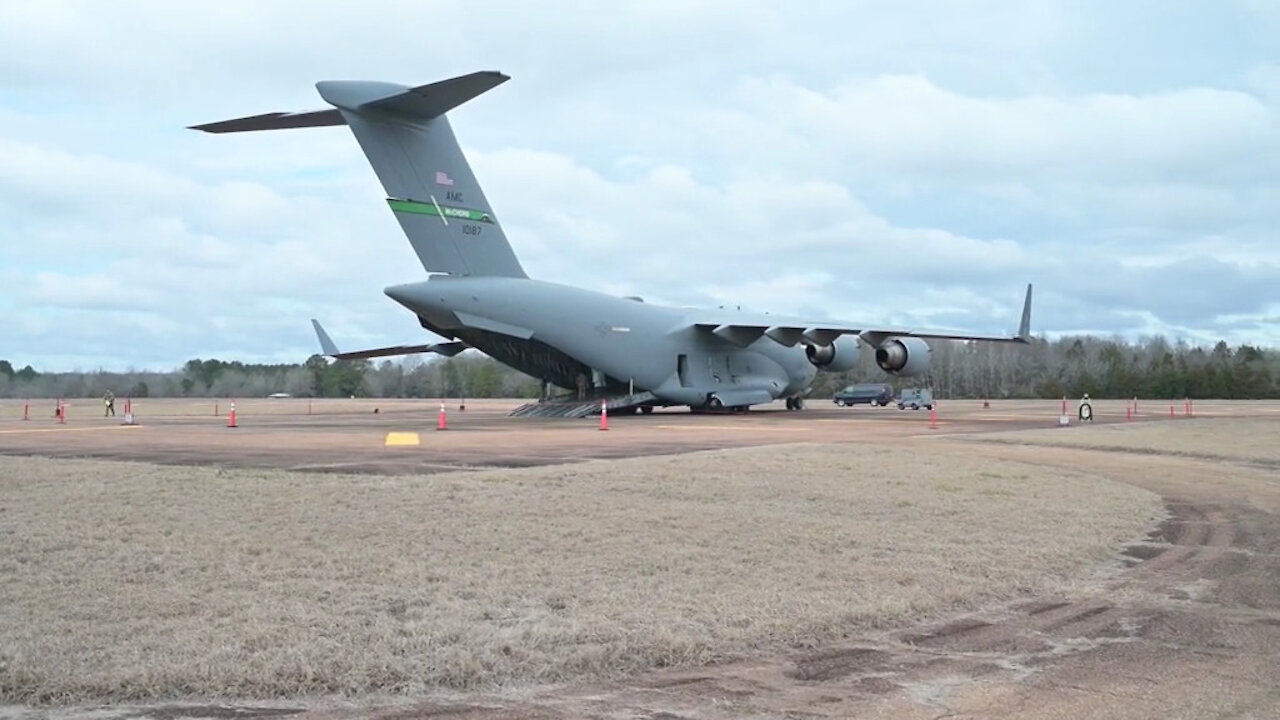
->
(310, 319), (467, 360)
(687, 284), (1033, 347)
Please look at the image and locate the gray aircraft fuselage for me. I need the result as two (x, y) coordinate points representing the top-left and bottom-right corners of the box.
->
(387, 275), (816, 407)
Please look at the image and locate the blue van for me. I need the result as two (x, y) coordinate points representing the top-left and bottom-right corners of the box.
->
(832, 383), (894, 407)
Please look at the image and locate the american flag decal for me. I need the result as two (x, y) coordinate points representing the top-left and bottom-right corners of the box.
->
(434, 170), (454, 186)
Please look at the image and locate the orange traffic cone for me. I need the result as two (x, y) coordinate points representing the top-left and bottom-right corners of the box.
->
(228, 400), (238, 428)
(56, 399), (65, 424)
(599, 399), (609, 431)
(1169, 402), (1175, 419)
(929, 406), (938, 429)
(122, 397), (137, 426)
(437, 401), (447, 430)
(22, 399), (29, 421)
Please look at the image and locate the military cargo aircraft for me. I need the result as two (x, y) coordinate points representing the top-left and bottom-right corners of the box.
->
(191, 71), (1032, 413)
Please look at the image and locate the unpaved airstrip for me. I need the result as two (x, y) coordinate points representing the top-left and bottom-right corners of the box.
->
(1, 398), (1278, 719)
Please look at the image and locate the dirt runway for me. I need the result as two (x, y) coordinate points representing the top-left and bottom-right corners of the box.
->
(2, 397), (1279, 719)
(0, 396), (1206, 473)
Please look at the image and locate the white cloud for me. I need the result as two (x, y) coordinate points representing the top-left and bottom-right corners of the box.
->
(1, 1), (1277, 370)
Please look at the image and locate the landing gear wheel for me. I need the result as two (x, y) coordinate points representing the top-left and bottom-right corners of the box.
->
(640, 405), (654, 414)
(795, 397), (805, 410)
(707, 394), (724, 410)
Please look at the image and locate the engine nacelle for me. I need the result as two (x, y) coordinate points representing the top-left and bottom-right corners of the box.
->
(874, 336), (931, 377)
(805, 336), (860, 372)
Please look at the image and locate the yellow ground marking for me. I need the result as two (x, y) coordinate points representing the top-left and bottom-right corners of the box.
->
(0, 425), (145, 435)
(384, 432), (421, 446)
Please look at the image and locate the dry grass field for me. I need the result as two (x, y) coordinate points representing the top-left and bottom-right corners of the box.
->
(973, 416), (1280, 466)
(0, 443), (1162, 705)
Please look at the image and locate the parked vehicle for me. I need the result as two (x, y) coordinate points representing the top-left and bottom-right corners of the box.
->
(897, 388), (935, 410)
(832, 383), (894, 407)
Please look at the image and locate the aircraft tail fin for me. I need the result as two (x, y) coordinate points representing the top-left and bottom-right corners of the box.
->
(191, 71), (527, 279)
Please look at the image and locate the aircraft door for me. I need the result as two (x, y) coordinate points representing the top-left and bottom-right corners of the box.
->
(677, 354), (691, 387)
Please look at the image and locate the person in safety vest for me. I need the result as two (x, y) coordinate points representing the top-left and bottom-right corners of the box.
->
(1078, 393), (1093, 422)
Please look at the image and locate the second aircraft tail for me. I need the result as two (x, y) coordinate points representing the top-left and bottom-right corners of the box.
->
(191, 71), (527, 279)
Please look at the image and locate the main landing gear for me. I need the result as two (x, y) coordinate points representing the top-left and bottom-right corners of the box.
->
(785, 397), (805, 411)
(695, 394), (750, 413)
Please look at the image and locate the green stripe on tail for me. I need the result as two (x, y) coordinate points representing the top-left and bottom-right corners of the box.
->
(388, 198), (495, 224)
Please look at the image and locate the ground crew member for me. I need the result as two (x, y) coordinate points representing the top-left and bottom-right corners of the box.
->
(104, 390), (116, 417)
(1078, 392), (1093, 422)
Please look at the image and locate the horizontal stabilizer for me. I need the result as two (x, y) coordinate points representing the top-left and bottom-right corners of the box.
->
(318, 71), (509, 119)
(310, 319), (466, 360)
(189, 109), (345, 134)
(190, 71), (509, 134)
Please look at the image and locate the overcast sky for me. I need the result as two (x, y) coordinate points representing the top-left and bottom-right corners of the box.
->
(2, 1), (1277, 371)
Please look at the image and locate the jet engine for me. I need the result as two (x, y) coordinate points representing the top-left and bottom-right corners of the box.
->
(805, 336), (860, 372)
(874, 336), (931, 376)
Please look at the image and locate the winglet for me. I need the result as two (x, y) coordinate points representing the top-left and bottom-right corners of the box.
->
(308, 318), (470, 360)
(311, 318), (340, 356)
(1016, 284), (1033, 342)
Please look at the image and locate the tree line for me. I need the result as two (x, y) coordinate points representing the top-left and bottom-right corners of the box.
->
(2, 335), (1277, 401)
(809, 335), (1278, 400)
(0, 355), (540, 401)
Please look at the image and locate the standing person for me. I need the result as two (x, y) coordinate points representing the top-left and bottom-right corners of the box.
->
(1078, 392), (1093, 422)
(103, 390), (116, 417)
